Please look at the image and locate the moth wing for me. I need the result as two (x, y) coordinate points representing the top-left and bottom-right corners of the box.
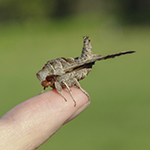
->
(63, 57), (98, 73)
(63, 51), (136, 74)
(49, 57), (76, 76)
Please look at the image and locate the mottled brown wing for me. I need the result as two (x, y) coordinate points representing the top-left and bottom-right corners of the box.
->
(63, 51), (135, 74)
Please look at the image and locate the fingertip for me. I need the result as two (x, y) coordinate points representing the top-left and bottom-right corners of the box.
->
(64, 100), (91, 124)
(1, 87), (90, 149)
(41, 86), (90, 109)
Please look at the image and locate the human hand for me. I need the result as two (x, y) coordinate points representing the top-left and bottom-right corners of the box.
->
(0, 87), (90, 150)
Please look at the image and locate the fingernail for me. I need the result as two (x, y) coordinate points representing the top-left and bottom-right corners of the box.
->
(64, 101), (91, 124)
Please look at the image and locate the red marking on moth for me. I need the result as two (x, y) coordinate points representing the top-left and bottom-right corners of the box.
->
(41, 80), (49, 87)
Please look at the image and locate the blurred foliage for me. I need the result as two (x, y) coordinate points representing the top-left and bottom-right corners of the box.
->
(114, 0), (150, 24)
(0, 0), (54, 22)
(0, 0), (149, 24)
(0, 0), (79, 22)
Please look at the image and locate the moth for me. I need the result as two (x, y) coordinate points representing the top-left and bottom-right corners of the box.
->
(36, 36), (135, 106)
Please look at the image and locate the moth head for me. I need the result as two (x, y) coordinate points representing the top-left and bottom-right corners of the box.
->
(40, 75), (55, 88)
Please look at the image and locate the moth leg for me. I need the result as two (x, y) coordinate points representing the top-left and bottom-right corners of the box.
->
(73, 78), (90, 99)
(62, 81), (76, 107)
(55, 82), (67, 102)
(40, 87), (46, 94)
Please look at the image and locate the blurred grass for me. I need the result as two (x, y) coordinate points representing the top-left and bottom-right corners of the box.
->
(0, 14), (150, 150)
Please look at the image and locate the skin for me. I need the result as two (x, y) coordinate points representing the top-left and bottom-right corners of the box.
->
(0, 87), (90, 150)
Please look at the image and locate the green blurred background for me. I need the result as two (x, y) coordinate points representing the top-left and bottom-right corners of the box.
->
(0, 0), (150, 150)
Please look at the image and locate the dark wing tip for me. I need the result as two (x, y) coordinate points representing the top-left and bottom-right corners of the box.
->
(100, 50), (136, 60)
(126, 50), (136, 54)
(116, 50), (136, 56)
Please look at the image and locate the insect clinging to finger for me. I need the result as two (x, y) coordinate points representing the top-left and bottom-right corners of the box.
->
(36, 36), (135, 106)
